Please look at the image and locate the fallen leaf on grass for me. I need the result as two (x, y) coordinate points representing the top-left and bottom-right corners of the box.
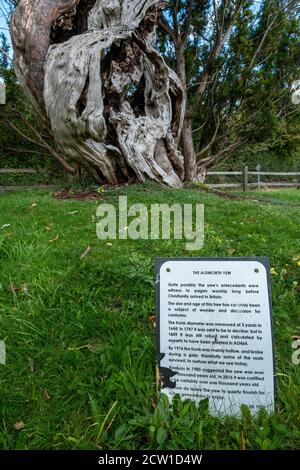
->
(80, 245), (91, 260)
(68, 342), (103, 354)
(45, 223), (54, 232)
(65, 211), (79, 215)
(31, 203), (37, 208)
(14, 421), (25, 430)
(149, 316), (156, 328)
(49, 235), (59, 243)
(155, 366), (160, 392)
(43, 389), (51, 401)
(86, 342), (104, 353)
(10, 284), (29, 294)
(0, 224), (11, 230)
(106, 243), (113, 247)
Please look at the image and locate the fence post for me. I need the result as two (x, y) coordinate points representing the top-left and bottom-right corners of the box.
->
(297, 162), (300, 190)
(243, 166), (249, 192)
(256, 164), (261, 190)
(0, 82), (6, 105)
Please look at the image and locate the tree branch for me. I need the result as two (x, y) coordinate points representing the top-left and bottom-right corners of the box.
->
(197, 138), (246, 169)
(172, 0), (180, 37)
(159, 14), (176, 41)
(182, 0), (194, 41)
(0, 113), (75, 174)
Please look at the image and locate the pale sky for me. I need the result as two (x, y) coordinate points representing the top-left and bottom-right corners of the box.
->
(0, 11), (11, 47)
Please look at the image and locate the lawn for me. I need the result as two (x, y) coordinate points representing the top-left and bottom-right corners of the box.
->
(236, 188), (300, 205)
(0, 184), (300, 450)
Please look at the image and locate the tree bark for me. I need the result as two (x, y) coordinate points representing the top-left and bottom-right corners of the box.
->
(175, 40), (197, 181)
(10, 0), (186, 187)
(182, 119), (197, 181)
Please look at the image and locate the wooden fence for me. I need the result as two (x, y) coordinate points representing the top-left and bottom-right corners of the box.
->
(0, 168), (55, 193)
(1, 167), (300, 192)
(206, 167), (300, 191)
(0, 168), (37, 174)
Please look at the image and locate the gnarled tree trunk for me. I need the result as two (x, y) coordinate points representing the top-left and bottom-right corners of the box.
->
(10, 0), (186, 187)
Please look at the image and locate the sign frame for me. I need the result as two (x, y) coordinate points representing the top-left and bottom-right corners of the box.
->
(156, 257), (276, 414)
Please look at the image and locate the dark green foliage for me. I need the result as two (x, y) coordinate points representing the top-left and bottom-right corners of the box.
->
(0, 14), (66, 183)
(159, 0), (300, 169)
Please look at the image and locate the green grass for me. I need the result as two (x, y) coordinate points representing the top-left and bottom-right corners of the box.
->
(0, 184), (300, 450)
(237, 189), (300, 205)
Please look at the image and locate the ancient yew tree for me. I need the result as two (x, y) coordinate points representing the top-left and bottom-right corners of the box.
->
(10, 0), (185, 187)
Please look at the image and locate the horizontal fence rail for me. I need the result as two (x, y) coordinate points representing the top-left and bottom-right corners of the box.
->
(206, 171), (243, 176)
(1, 168), (300, 192)
(206, 167), (300, 191)
(248, 172), (300, 176)
(208, 183), (241, 188)
(0, 168), (37, 174)
(0, 185), (56, 192)
(0, 168), (48, 193)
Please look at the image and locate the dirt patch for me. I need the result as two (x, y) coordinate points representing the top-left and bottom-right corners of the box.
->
(193, 185), (243, 200)
(52, 188), (104, 201)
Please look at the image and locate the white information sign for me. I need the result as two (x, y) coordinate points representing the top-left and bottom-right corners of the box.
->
(157, 258), (275, 416)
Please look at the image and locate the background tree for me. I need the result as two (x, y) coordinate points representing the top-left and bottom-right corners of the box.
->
(0, 0), (75, 176)
(159, 0), (300, 177)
